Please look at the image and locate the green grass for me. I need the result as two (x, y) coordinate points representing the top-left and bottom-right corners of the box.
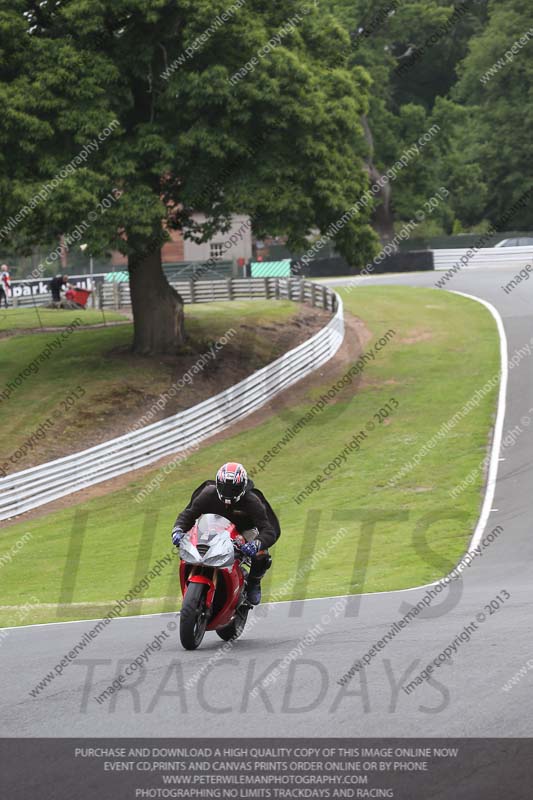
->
(0, 307), (126, 331)
(0, 300), (299, 470)
(0, 287), (500, 627)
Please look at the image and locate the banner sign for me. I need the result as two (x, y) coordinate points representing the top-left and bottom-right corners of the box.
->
(1, 738), (532, 799)
(9, 273), (107, 299)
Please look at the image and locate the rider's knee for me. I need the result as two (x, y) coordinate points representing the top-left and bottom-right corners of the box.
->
(250, 551), (272, 577)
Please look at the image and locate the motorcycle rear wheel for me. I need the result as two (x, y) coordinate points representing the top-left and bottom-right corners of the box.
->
(180, 582), (209, 650)
(216, 604), (250, 642)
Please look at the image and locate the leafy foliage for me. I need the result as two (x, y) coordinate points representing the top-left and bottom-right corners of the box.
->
(454, 0), (533, 226)
(0, 0), (378, 266)
(325, 0), (531, 233)
(2, 0), (532, 276)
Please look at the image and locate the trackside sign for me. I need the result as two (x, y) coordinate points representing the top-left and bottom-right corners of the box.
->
(9, 273), (107, 299)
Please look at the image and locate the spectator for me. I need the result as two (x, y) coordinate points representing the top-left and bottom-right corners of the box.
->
(0, 264), (10, 308)
(290, 257), (301, 276)
(49, 274), (72, 304)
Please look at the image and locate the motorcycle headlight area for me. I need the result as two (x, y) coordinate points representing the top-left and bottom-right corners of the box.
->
(180, 536), (235, 566)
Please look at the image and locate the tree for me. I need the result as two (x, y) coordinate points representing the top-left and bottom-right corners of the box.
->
(0, 0), (376, 354)
(324, 0), (489, 235)
(453, 0), (533, 227)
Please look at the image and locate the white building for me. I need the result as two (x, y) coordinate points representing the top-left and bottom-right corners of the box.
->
(182, 213), (252, 264)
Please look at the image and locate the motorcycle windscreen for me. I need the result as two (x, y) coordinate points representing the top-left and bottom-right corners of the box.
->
(197, 513), (233, 537)
(180, 514), (235, 566)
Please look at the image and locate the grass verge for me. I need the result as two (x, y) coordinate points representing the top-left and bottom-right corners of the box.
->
(0, 300), (303, 470)
(0, 307), (126, 331)
(0, 287), (500, 627)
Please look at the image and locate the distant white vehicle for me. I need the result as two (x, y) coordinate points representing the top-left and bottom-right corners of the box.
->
(494, 237), (533, 247)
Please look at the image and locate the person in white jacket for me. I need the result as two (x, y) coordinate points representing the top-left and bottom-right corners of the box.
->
(0, 265), (10, 308)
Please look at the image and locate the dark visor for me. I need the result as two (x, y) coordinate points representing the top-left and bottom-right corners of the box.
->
(218, 483), (238, 499)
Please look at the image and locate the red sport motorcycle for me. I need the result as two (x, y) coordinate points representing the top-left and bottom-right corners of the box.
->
(177, 514), (253, 650)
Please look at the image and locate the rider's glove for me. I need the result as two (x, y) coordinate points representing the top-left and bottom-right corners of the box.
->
(171, 527), (185, 547)
(233, 534), (246, 549)
(240, 540), (261, 558)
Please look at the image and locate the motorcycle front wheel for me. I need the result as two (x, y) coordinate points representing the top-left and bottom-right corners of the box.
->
(180, 582), (208, 650)
(216, 604), (250, 642)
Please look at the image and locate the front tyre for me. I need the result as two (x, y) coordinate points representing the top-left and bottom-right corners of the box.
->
(180, 582), (208, 650)
(216, 604), (250, 642)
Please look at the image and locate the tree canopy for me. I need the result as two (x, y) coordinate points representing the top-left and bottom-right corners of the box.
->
(1, 0), (532, 351)
(326, 0), (533, 233)
(1, 0), (383, 351)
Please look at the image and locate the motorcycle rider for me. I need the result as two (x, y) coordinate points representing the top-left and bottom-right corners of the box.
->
(171, 462), (280, 605)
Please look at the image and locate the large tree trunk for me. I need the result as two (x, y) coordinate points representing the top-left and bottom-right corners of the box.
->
(128, 245), (185, 355)
(361, 115), (395, 246)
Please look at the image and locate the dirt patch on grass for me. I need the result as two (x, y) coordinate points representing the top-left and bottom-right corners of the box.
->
(1, 304), (332, 473)
(359, 376), (401, 391)
(76, 304), (333, 447)
(1, 310), (370, 528)
(399, 329), (433, 345)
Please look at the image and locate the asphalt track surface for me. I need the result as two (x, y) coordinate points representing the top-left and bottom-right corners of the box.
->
(1, 266), (532, 737)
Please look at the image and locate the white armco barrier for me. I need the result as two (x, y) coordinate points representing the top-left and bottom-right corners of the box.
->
(434, 246), (533, 271)
(0, 286), (344, 521)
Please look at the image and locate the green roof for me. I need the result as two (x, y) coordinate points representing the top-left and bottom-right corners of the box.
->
(251, 260), (291, 277)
